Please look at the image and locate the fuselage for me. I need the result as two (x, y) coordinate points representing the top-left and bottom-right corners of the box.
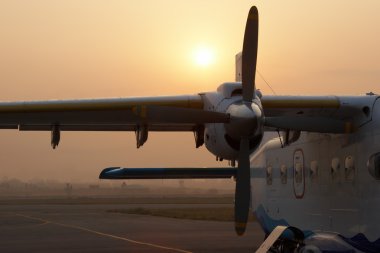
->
(250, 96), (380, 252)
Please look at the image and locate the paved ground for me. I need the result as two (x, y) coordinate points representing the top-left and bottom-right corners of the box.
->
(0, 203), (265, 252)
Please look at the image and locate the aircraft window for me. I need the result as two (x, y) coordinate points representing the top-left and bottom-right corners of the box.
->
(295, 163), (303, 183)
(310, 160), (318, 181)
(266, 166), (273, 185)
(367, 153), (380, 180)
(331, 157), (340, 181)
(280, 165), (287, 184)
(344, 156), (355, 181)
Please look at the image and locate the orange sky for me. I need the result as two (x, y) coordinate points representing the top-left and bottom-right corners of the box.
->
(0, 1), (379, 182)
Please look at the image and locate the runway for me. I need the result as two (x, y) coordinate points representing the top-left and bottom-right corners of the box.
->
(0, 203), (264, 252)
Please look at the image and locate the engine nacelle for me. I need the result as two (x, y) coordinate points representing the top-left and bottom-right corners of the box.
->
(202, 82), (264, 161)
(204, 122), (240, 160)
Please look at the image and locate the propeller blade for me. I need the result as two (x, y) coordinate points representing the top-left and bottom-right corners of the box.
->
(234, 138), (251, 236)
(242, 6), (259, 102)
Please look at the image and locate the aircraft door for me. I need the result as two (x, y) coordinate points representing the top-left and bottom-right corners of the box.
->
(293, 149), (305, 199)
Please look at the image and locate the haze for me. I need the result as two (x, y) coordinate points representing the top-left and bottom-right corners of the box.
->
(0, 1), (379, 182)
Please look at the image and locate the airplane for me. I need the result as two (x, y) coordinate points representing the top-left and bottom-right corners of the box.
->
(1, 5), (379, 253)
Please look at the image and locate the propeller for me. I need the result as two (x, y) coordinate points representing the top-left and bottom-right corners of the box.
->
(242, 6), (259, 102)
(234, 6), (260, 236)
(234, 138), (251, 235)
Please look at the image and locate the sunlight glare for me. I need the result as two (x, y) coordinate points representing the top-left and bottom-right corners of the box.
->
(193, 47), (215, 67)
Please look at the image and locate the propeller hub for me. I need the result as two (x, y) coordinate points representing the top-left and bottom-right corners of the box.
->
(225, 101), (262, 140)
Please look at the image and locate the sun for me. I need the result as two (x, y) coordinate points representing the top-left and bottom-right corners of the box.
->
(193, 47), (215, 67)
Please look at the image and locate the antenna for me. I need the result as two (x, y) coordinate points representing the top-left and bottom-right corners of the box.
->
(257, 70), (276, 95)
(235, 53), (276, 95)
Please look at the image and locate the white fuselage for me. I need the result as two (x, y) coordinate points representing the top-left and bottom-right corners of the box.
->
(250, 97), (380, 245)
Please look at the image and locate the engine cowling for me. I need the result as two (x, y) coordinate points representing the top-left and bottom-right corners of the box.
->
(202, 82), (264, 161)
(204, 121), (240, 161)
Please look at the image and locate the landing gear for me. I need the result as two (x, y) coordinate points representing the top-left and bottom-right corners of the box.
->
(267, 239), (303, 253)
(298, 245), (321, 253)
(256, 226), (305, 253)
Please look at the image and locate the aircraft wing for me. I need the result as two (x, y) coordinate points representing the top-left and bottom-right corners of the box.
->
(99, 167), (236, 179)
(0, 94), (375, 134)
(0, 95), (228, 132)
(261, 95), (376, 133)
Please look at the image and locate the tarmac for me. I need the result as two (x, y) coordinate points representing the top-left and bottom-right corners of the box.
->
(0, 203), (265, 252)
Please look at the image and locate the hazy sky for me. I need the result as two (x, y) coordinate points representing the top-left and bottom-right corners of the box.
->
(0, 1), (379, 182)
